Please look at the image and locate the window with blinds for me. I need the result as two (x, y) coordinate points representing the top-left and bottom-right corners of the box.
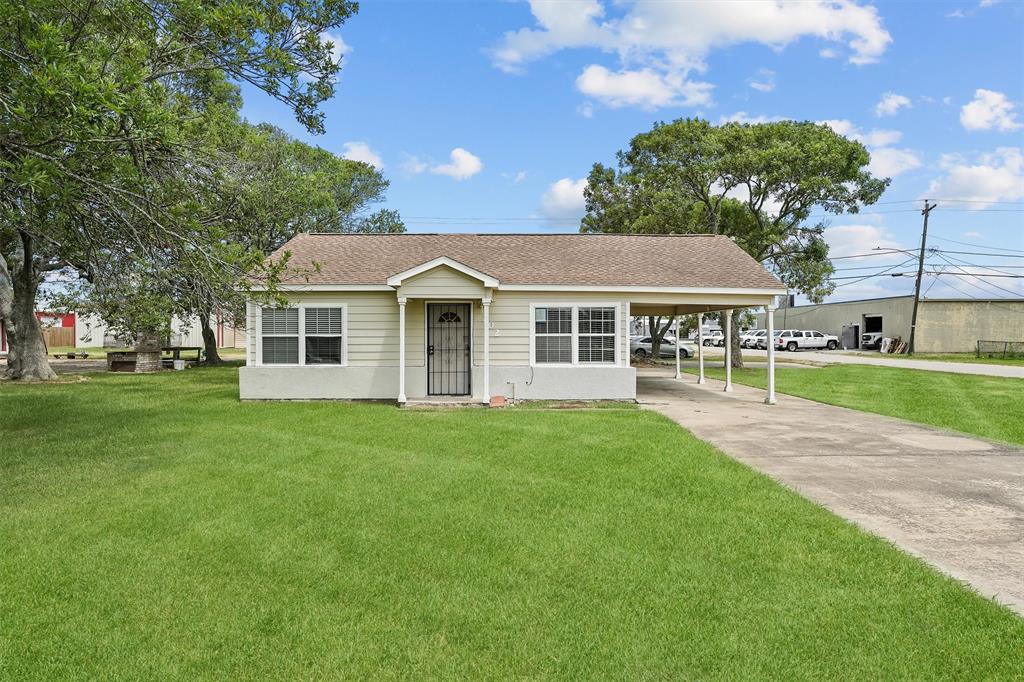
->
(305, 307), (343, 365)
(578, 307), (616, 363)
(262, 308), (299, 364)
(534, 307), (572, 364)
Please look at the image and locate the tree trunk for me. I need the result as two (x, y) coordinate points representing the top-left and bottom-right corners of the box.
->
(1, 232), (57, 381)
(199, 307), (222, 364)
(728, 308), (744, 370)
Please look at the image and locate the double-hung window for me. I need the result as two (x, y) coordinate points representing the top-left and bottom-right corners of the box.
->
(577, 307), (616, 363)
(260, 305), (345, 365)
(533, 304), (617, 366)
(261, 308), (299, 364)
(305, 307), (343, 365)
(534, 307), (572, 364)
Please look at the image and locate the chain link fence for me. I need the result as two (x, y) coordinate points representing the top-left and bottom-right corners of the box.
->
(976, 340), (1024, 359)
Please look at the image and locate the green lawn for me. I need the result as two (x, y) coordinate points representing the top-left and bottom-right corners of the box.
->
(689, 364), (1024, 445)
(1, 366), (1021, 679)
(840, 351), (1024, 366)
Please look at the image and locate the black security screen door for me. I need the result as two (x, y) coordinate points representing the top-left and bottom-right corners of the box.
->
(427, 303), (471, 396)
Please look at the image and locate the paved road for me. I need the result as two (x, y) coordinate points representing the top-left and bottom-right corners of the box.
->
(695, 346), (1024, 378)
(636, 368), (1024, 616)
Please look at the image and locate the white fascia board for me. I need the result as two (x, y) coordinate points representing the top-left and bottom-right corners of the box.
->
(497, 284), (788, 296)
(386, 257), (500, 288)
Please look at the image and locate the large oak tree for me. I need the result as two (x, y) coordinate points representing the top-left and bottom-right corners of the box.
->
(582, 118), (888, 366)
(0, 0), (357, 379)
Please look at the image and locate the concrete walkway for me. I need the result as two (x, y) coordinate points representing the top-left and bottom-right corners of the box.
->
(698, 347), (1024, 378)
(636, 368), (1024, 615)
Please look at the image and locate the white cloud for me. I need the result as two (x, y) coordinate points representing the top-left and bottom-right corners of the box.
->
(748, 69), (775, 92)
(575, 65), (713, 109)
(874, 92), (912, 117)
(718, 112), (783, 125)
(946, 9), (968, 18)
(926, 147), (1024, 207)
(514, 171), (528, 184)
(962, 230), (984, 239)
(825, 224), (905, 262)
(868, 147), (922, 177)
(400, 153), (427, 175)
(431, 148), (483, 181)
(340, 141), (383, 169)
(819, 47), (839, 58)
(577, 101), (595, 118)
(541, 177), (588, 222)
(960, 89), (1022, 132)
(491, 0), (891, 111)
(817, 119), (918, 178)
(320, 31), (351, 64)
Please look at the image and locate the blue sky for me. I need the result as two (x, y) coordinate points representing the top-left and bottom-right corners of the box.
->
(239, 0), (1024, 302)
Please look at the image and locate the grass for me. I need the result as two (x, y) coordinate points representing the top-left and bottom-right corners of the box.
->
(1, 366), (1022, 679)
(839, 351), (1024, 366)
(688, 364), (1024, 445)
(44, 345), (247, 360)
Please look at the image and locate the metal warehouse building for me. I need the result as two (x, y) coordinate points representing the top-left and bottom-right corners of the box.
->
(755, 295), (1024, 352)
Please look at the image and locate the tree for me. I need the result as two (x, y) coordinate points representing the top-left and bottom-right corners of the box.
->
(583, 118), (888, 367)
(0, 0), (357, 379)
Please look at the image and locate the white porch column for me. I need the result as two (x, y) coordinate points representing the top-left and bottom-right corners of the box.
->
(765, 304), (777, 405)
(482, 297), (491, 403)
(723, 308), (733, 393)
(696, 312), (706, 384)
(397, 297), (407, 403)
(673, 314), (681, 379)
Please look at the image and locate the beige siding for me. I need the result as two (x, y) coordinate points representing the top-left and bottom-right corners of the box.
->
(487, 291), (630, 366)
(397, 265), (486, 299)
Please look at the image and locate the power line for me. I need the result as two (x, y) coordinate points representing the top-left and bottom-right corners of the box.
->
(929, 235), (1024, 254)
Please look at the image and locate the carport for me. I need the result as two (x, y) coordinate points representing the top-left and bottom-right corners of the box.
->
(629, 290), (783, 404)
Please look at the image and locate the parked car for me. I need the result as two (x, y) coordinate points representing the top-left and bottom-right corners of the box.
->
(700, 329), (725, 346)
(756, 331), (780, 350)
(740, 329), (767, 348)
(631, 335), (693, 359)
(773, 329), (839, 351)
(861, 332), (883, 350)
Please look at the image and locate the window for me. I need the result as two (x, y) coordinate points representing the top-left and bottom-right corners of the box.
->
(812, 331), (824, 338)
(532, 304), (618, 366)
(534, 307), (572, 364)
(262, 308), (298, 364)
(260, 305), (345, 366)
(305, 307), (343, 365)
(578, 307), (615, 363)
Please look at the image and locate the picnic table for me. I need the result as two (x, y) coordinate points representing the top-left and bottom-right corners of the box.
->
(162, 346), (204, 364)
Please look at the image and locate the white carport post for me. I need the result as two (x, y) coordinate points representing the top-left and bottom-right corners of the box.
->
(397, 297), (407, 403)
(696, 312), (706, 384)
(482, 296), (491, 403)
(723, 308), (733, 393)
(673, 314), (681, 380)
(765, 304), (777, 405)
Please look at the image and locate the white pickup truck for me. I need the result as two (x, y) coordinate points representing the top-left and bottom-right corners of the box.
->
(774, 329), (839, 351)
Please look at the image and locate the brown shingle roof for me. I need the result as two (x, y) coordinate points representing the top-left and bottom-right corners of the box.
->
(272, 233), (784, 290)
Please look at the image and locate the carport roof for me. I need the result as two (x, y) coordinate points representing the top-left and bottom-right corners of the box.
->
(270, 233), (785, 291)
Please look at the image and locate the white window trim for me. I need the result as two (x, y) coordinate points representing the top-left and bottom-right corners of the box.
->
(529, 302), (620, 368)
(257, 303), (348, 367)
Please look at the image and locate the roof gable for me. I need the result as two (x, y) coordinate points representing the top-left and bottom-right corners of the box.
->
(386, 257), (499, 288)
(272, 233), (785, 291)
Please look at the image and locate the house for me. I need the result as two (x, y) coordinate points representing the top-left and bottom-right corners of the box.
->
(239, 233), (786, 403)
(753, 295), (1024, 352)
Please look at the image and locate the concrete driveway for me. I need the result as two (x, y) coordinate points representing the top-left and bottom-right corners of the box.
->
(637, 368), (1024, 615)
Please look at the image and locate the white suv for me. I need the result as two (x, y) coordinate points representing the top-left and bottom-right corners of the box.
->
(741, 329), (766, 348)
(774, 329), (839, 351)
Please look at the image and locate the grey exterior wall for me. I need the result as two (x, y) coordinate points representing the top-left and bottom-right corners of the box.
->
(916, 300), (1024, 352)
(239, 365), (636, 401)
(753, 296), (1024, 352)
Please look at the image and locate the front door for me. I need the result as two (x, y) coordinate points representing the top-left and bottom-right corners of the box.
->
(427, 303), (471, 396)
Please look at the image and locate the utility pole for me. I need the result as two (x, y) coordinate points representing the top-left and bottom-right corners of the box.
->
(908, 199), (936, 355)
